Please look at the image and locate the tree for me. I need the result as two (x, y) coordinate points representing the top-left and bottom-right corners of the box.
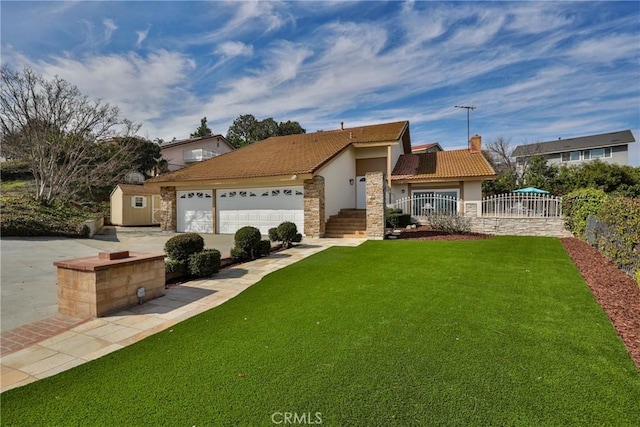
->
(482, 136), (519, 195)
(0, 67), (140, 203)
(226, 114), (306, 148)
(190, 116), (212, 138)
(524, 155), (558, 192)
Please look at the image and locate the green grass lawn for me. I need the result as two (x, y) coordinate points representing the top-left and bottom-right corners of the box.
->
(2, 237), (639, 426)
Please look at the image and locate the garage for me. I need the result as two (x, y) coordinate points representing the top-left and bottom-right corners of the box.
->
(177, 190), (213, 233)
(217, 186), (304, 235)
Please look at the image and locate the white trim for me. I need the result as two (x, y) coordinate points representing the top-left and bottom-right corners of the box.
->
(131, 196), (147, 209)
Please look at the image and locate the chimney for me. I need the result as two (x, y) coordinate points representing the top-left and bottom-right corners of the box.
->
(470, 134), (481, 153)
(340, 121), (344, 130)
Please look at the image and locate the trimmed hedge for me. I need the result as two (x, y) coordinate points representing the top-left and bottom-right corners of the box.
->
(234, 226), (262, 259)
(562, 188), (608, 238)
(189, 249), (221, 277)
(164, 233), (204, 263)
(386, 208), (411, 228)
(591, 196), (640, 277)
(269, 222), (302, 249)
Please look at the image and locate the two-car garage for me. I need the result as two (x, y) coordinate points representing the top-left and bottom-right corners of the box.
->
(177, 187), (304, 235)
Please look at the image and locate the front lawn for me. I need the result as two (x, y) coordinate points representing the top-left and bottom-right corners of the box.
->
(2, 237), (638, 425)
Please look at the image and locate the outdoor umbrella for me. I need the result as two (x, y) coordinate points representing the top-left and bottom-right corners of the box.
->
(512, 187), (549, 194)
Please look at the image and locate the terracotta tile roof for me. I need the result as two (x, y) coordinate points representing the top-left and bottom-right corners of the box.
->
(149, 121), (408, 183)
(391, 149), (496, 181)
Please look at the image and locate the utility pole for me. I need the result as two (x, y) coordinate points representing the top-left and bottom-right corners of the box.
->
(455, 105), (476, 147)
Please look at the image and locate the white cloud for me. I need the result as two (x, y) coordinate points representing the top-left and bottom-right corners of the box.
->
(136, 25), (150, 48)
(216, 41), (253, 58)
(103, 19), (117, 42)
(568, 34), (640, 64)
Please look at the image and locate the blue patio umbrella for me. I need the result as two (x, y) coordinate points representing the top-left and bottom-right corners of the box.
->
(512, 187), (549, 194)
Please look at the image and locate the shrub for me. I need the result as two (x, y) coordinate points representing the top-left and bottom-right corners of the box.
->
(165, 259), (187, 274)
(268, 227), (279, 242)
(562, 188), (608, 238)
(386, 208), (411, 228)
(0, 160), (32, 181)
(164, 233), (204, 263)
(269, 222), (302, 248)
(234, 226), (262, 259)
(593, 196), (640, 277)
(189, 249), (221, 277)
(230, 247), (248, 262)
(426, 213), (471, 234)
(259, 239), (272, 257)
(292, 233), (302, 243)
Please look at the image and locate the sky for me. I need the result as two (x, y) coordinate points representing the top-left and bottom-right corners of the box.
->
(2, 1), (639, 165)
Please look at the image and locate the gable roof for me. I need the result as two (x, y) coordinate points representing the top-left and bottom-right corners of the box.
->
(149, 121), (409, 184)
(512, 130), (635, 157)
(411, 142), (443, 152)
(391, 149), (496, 182)
(113, 184), (160, 195)
(159, 134), (235, 150)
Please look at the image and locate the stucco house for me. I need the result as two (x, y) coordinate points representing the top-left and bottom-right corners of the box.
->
(147, 121), (495, 237)
(160, 134), (236, 172)
(512, 130), (636, 173)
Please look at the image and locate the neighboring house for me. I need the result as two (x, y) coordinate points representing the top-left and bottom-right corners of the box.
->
(411, 142), (443, 153)
(512, 130), (636, 172)
(147, 121), (495, 237)
(160, 134), (235, 172)
(110, 184), (161, 226)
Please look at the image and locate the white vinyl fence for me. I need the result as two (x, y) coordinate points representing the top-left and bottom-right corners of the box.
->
(390, 194), (460, 216)
(481, 194), (562, 218)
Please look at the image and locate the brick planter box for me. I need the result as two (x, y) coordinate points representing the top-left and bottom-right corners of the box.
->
(55, 251), (166, 318)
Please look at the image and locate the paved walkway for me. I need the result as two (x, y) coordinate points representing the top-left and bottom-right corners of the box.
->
(0, 238), (365, 393)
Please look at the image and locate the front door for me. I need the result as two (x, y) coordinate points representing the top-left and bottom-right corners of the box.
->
(356, 176), (366, 209)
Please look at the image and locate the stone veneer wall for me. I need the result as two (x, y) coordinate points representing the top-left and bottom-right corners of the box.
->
(56, 253), (166, 318)
(469, 217), (571, 238)
(160, 186), (177, 232)
(304, 176), (325, 237)
(365, 171), (385, 240)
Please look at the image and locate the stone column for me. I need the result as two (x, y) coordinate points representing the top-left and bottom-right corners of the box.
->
(464, 202), (478, 217)
(366, 171), (385, 240)
(160, 186), (177, 232)
(304, 176), (325, 237)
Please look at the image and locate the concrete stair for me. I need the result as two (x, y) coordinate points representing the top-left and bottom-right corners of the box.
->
(324, 209), (366, 238)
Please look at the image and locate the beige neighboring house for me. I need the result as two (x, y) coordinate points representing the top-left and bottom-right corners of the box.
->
(146, 121), (496, 237)
(110, 184), (161, 226)
(160, 134), (235, 172)
(411, 142), (443, 153)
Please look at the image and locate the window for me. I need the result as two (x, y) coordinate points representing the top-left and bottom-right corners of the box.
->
(569, 151), (580, 161)
(131, 196), (146, 209)
(588, 148), (611, 159)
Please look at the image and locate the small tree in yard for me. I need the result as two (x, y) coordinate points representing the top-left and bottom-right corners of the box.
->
(0, 67), (141, 203)
(269, 221), (302, 248)
(233, 226), (262, 260)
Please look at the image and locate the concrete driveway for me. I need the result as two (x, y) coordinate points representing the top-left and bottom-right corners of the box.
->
(0, 227), (236, 332)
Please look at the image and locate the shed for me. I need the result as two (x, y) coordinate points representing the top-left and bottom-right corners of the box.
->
(110, 184), (161, 226)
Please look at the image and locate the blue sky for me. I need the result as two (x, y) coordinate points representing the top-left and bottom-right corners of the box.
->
(2, 1), (639, 165)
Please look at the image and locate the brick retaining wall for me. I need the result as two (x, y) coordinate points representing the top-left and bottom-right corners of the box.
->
(469, 217), (571, 238)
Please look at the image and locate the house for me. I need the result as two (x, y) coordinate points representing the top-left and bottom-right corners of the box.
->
(160, 134), (236, 171)
(146, 121), (496, 237)
(411, 142), (443, 153)
(110, 184), (161, 226)
(512, 130), (636, 172)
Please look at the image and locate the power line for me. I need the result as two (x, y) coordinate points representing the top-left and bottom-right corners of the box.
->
(455, 105), (476, 147)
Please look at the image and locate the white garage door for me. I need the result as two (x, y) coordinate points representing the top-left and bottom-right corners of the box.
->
(217, 186), (304, 235)
(177, 190), (213, 233)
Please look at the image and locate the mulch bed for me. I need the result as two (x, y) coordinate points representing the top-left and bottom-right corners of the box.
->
(561, 237), (640, 369)
(395, 228), (640, 368)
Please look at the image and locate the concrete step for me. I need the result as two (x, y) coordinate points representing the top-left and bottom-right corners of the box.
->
(324, 231), (367, 238)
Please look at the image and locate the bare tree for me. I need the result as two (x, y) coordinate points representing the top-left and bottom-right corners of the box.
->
(485, 136), (516, 173)
(0, 67), (140, 203)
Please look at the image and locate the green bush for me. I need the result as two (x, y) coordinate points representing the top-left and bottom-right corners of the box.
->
(164, 233), (204, 263)
(594, 196), (640, 276)
(562, 188), (608, 238)
(230, 247), (248, 262)
(259, 240), (272, 257)
(268, 227), (279, 242)
(292, 233), (302, 243)
(165, 259), (187, 274)
(188, 249), (221, 277)
(0, 194), (95, 237)
(0, 160), (32, 181)
(426, 213), (471, 234)
(269, 222), (302, 249)
(234, 226), (262, 259)
(386, 208), (412, 228)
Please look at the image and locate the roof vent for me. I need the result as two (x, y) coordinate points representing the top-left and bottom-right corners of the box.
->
(340, 121), (344, 130)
